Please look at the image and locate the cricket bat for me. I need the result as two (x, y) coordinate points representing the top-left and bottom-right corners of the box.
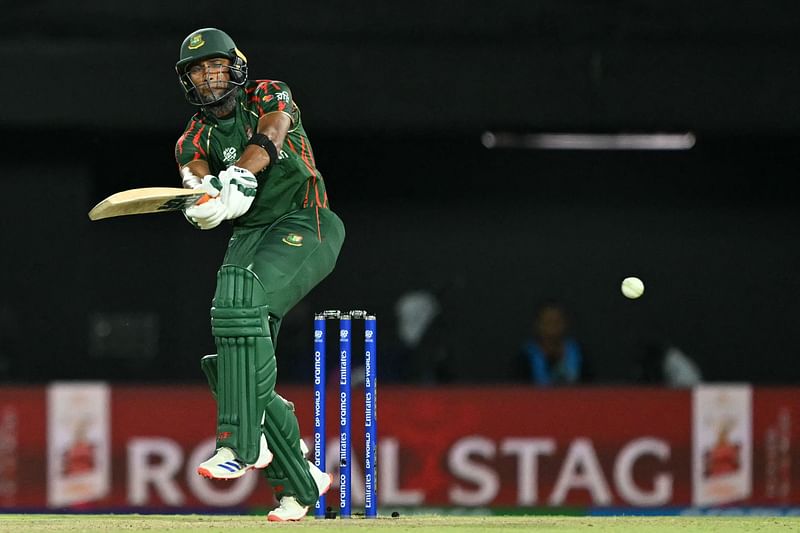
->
(88, 187), (211, 221)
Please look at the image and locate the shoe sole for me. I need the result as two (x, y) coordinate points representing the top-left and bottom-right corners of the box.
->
(196, 466), (246, 480)
(267, 512), (306, 522)
(266, 473), (335, 522)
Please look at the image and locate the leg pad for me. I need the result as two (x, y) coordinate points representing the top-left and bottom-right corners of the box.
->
(209, 265), (319, 504)
(211, 265), (273, 464)
(263, 392), (319, 506)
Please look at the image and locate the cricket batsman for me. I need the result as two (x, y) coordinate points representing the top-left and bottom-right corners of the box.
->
(173, 27), (345, 521)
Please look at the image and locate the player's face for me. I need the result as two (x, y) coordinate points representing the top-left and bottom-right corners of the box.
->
(188, 57), (232, 103)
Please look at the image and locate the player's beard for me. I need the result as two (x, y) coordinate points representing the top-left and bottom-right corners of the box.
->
(203, 89), (238, 118)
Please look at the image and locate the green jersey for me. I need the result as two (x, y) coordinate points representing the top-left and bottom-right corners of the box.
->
(175, 80), (329, 227)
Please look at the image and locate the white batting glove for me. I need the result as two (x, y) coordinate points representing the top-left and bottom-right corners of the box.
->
(219, 166), (258, 220)
(184, 175), (227, 230)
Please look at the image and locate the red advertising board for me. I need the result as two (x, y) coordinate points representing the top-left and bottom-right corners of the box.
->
(0, 385), (796, 511)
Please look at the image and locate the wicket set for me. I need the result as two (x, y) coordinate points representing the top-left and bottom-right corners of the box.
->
(313, 310), (378, 519)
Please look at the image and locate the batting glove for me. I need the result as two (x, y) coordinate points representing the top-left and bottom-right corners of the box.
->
(184, 175), (227, 230)
(219, 166), (258, 220)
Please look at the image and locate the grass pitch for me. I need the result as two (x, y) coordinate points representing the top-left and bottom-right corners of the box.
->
(0, 514), (797, 533)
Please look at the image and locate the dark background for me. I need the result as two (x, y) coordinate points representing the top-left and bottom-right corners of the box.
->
(1, 1), (798, 385)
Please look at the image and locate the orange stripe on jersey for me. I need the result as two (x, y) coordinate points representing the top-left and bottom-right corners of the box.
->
(287, 136), (321, 208)
(315, 205), (321, 241)
(176, 135), (187, 156)
(246, 88), (265, 113)
(305, 140), (317, 167)
(177, 119), (198, 156)
(302, 180), (311, 208)
(300, 138), (322, 208)
(313, 175), (322, 208)
(300, 137), (316, 175)
(300, 137), (308, 166)
(192, 124), (207, 157)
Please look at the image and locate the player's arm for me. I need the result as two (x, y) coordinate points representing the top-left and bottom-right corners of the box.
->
(235, 111), (292, 174)
(178, 110), (290, 185)
(181, 160), (211, 189)
(234, 80), (296, 174)
(217, 83), (294, 219)
(175, 123), (215, 190)
(175, 140), (227, 229)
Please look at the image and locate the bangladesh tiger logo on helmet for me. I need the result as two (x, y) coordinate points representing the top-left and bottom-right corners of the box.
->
(175, 27), (249, 106)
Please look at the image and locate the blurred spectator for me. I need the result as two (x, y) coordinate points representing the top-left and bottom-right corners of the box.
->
(391, 288), (455, 383)
(514, 300), (593, 385)
(639, 341), (702, 387)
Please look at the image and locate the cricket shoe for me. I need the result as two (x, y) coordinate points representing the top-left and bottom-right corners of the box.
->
(266, 461), (334, 522)
(197, 433), (273, 480)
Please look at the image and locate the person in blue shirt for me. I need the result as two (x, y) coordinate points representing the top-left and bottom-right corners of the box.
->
(516, 300), (593, 385)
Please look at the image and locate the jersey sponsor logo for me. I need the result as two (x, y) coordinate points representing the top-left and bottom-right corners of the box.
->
(188, 33), (206, 50)
(223, 147), (237, 163)
(282, 233), (304, 247)
(279, 150), (288, 160)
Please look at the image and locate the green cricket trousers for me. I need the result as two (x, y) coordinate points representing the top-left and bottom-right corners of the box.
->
(207, 206), (344, 505)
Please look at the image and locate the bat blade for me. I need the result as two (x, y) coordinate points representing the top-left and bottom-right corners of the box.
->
(88, 187), (209, 221)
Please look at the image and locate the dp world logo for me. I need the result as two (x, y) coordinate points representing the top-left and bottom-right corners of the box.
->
(314, 330), (323, 340)
(340, 330), (349, 339)
(365, 331), (374, 339)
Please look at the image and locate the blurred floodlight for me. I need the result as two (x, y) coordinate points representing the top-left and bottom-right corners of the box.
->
(482, 131), (696, 150)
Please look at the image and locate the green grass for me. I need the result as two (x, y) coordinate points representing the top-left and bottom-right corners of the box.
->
(0, 514), (796, 533)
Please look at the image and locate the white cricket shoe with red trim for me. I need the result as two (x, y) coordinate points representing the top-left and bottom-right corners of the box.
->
(196, 433), (273, 480)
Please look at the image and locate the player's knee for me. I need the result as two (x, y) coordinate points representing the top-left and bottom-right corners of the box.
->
(211, 265), (270, 338)
(213, 265), (268, 307)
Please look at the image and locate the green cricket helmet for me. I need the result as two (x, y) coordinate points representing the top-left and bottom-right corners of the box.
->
(175, 28), (248, 106)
